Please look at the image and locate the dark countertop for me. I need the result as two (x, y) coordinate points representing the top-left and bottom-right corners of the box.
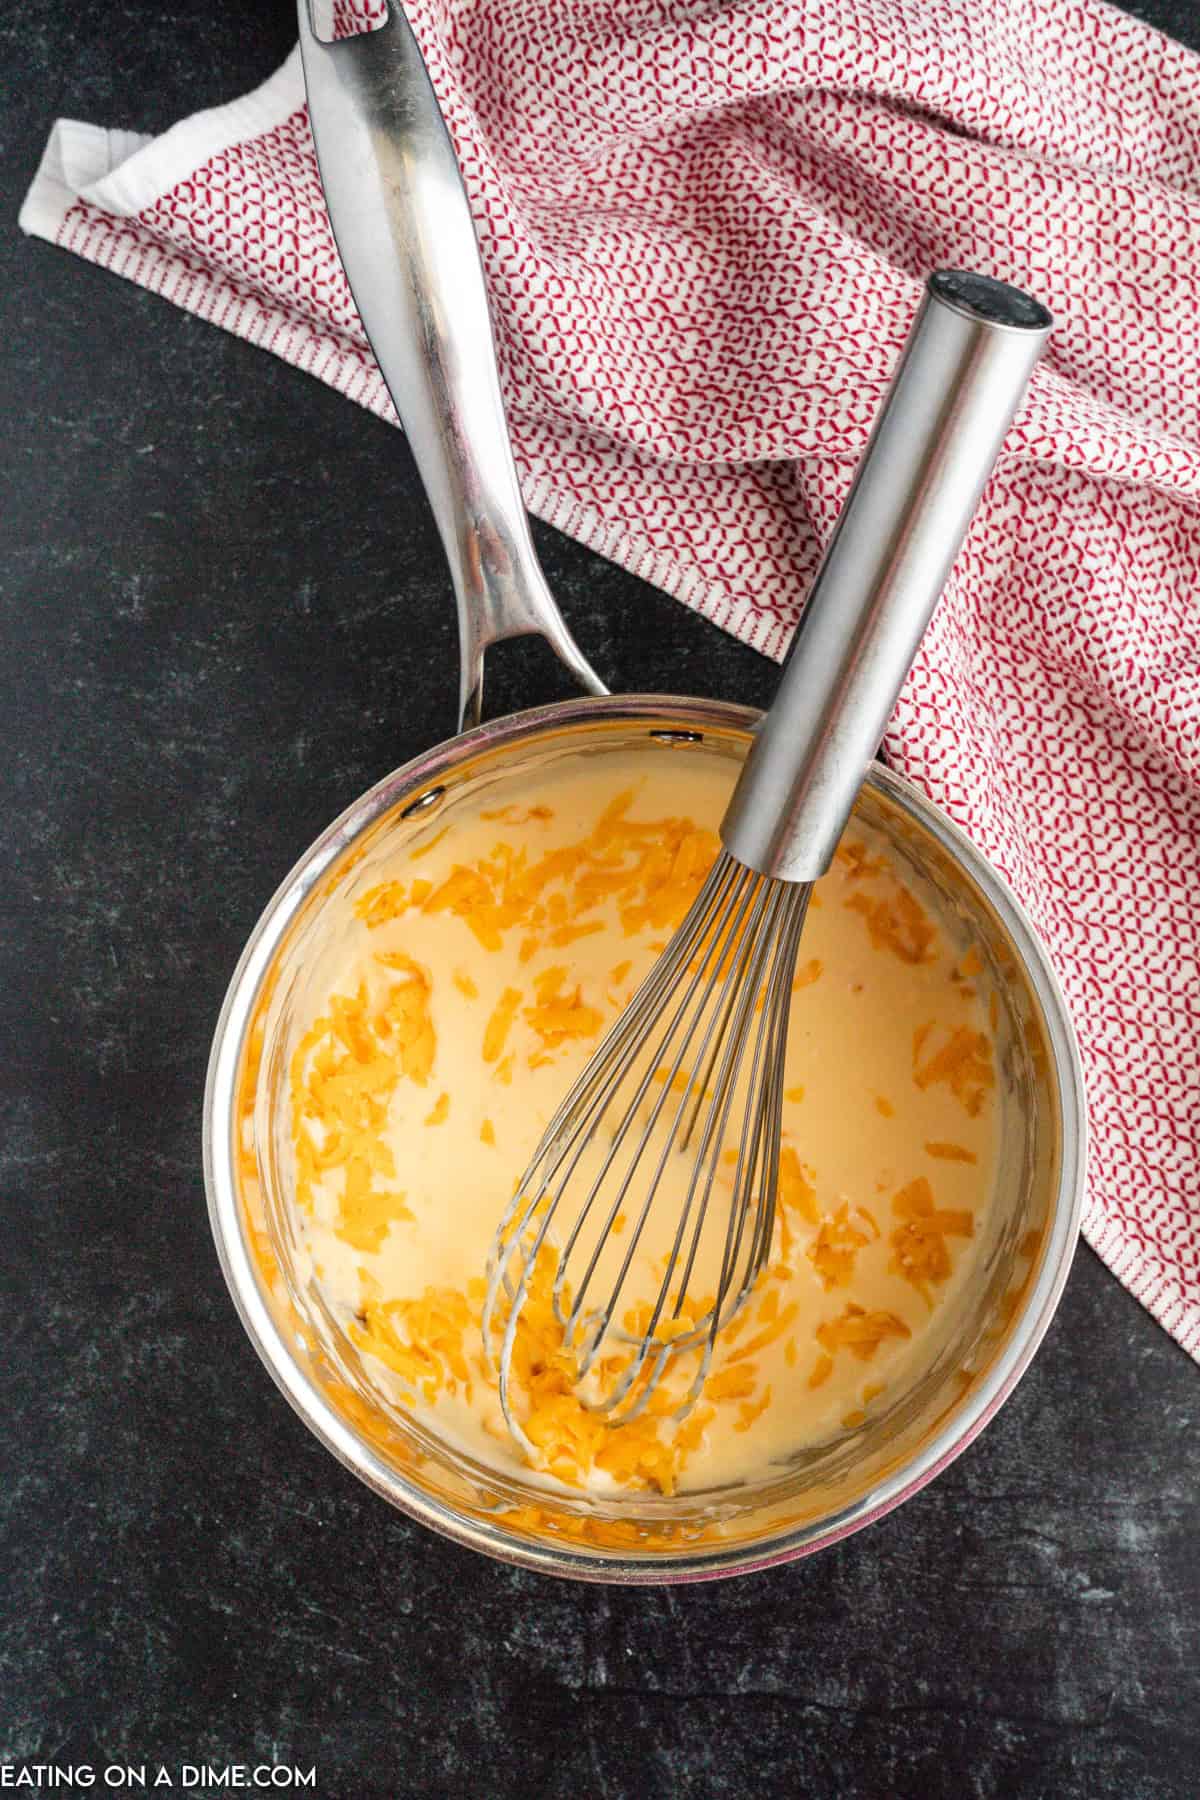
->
(3, 4), (1198, 1796)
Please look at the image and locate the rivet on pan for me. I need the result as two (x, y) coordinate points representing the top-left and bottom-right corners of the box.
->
(649, 729), (704, 745)
(401, 786), (446, 819)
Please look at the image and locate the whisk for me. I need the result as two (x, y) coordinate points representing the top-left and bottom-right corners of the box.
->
(484, 271), (1052, 1442)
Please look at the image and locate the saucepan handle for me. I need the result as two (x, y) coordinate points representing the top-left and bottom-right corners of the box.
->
(298, 0), (607, 729)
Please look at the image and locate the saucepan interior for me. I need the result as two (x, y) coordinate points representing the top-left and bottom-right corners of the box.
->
(204, 695), (1086, 1582)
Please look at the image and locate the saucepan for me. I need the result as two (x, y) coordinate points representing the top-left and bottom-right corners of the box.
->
(202, 0), (1086, 1581)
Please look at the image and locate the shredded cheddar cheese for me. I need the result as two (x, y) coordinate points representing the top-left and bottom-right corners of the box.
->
(925, 1140), (977, 1163)
(914, 1026), (995, 1117)
(889, 1177), (975, 1304)
(817, 1303), (912, 1362)
(845, 881), (937, 965)
(807, 1202), (880, 1291)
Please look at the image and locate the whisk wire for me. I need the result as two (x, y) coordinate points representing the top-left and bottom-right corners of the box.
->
(661, 885), (809, 1423)
(683, 883), (805, 1323)
(568, 875), (779, 1409)
(554, 862), (760, 1345)
(480, 852), (740, 1434)
(561, 864), (775, 1371)
(710, 886), (809, 1304)
(483, 849), (812, 1437)
(581, 875), (801, 1421)
(484, 850), (735, 1278)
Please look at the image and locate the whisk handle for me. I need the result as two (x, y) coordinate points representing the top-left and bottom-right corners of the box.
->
(720, 270), (1051, 883)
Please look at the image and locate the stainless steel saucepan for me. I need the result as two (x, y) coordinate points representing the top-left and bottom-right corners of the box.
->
(202, 0), (1086, 1581)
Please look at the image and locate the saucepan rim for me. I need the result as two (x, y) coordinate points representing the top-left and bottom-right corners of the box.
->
(203, 693), (1087, 1583)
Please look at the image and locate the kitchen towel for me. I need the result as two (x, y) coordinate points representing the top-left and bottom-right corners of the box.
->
(20, 0), (1200, 1359)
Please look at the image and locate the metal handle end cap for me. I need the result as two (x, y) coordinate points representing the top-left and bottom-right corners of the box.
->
(929, 269), (1052, 335)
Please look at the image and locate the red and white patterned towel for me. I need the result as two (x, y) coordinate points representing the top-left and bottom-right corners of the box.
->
(21, 1), (1200, 1360)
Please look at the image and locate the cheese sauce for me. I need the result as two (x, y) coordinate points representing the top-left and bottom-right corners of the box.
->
(286, 746), (997, 1495)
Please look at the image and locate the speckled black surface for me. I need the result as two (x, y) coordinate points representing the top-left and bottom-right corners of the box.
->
(3, 4), (1199, 1795)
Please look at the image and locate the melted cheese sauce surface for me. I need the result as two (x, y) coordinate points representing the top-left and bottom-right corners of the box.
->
(286, 747), (998, 1495)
